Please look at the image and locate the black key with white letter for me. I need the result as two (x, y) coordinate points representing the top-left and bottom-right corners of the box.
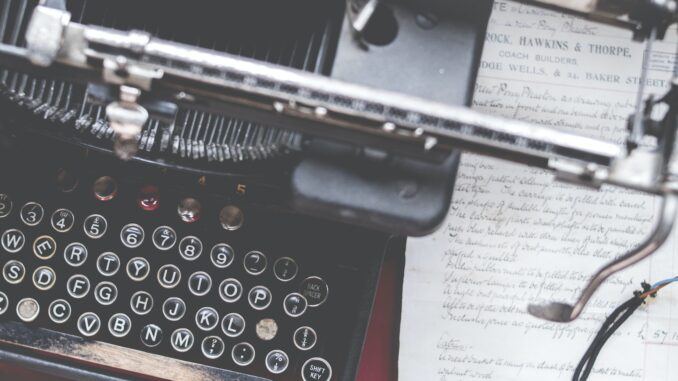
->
(152, 226), (176, 250)
(302, 358), (332, 381)
(63, 243), (87, 267)
(231, 342), (255, 366)
(140, 324), (163, 347)
(130, 291), (153, 315)
(210, 243), (234, 268)
(83, 214), (107, 239)
(77, 312), (101, 337)
(265, 350), (289, 374)
(188, 271), (212, 296)
(20, 202), (43, 226)
(248, 285), (272, 310)
(33, 236), (57, 260)
(108, 313), (132, 338)
(179, 236), (202, 260)
(243, 251), (267, 275)
(3, 260), (25, 284)
(67, 274), (90, 299)
(201, 336), (225, 359)
(300, 276), (329, 307)
(284, 293), (308, 317)
(221, 313), (245, 337)
(94, 281), (118, 305)
(33, 266), (56, 290)
(157, 264), (181, 288)
(96, 252), (120, 276)
(171, 328), (194, 353)
(195, 307), (219, 331)
(219, 278), (242, 303)
(120, 223), (145, 248)
(48, 299), (71, 323)
(162, 297), (186, 321)
(0, 194), (13, 219)
(294, 327), (317, 351)
(0, 291), (8, 315)
(51, 209), (74, 233)
(126, 257), (150, 281)
(1, 229), (25, 253)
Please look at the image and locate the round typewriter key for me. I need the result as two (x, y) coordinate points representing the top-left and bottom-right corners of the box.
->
(140, 324), (163, 347)
(66, 274), (90, 299)
(3, 260), (25, 284)
(56, 168), (78, 193)
(294, 326), (317, 351)
(221, 313), (245, 337)
(170, 328), (195, 353)
(0, 291), (8, 315)
(179, 236), (203, 261)
(188, 271), (212, 296)
(120, 223), (145, 249)
(51, 208), (74, 233)
(0, 194), (13, 219)
(284, 293), (308, 317)
(83, 214), (107, 239)
(300, 276), (329, 307)
(33, 235), (57, 260)
(157, 264), (181, 289)
(231, 342), (255, 366)
(137, 185), (160, 211)
(32, 266), (56, 291)
(195, 307), (219, 331)
(274, 257), (298, 282)
(2, 229), (25, 253)
(17, 298), (40, 322)
(152, 226), (177, 250)
(108, 313), (132, 338)
(210, 243), (234, 268)
(248, 285), (272, 310)
(302, 357), (332, 381)
(48, 299), (71, 324)
(96, 252), (120, 276)
(219, 205), (244, 231)
(201, 336), (225, 360)
(93, 176), (117, 201)
(77, 312), (101, 337)
(219, 278), (243, 303)
(94, 281), (118, 305)
(63, 242), (87, 267)
(162, 297), (186, 321)
(243, 251), (267, 275)
(265, 350), (289, 374)
(126, 257), (150, 281)
(256, 318), (278, 341)
(20, 202), (44, 226)
(177, 198), (201, 223)
(130, 291), (154, 315)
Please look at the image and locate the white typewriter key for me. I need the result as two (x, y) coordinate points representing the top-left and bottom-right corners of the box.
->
(126, 257), (150, 281)
(93, 176), (117, 201)
(210, 243), (234, 268)
(179, 236), (203, 260)
(201, 336), (225, 359)
(48, 299), (71, 324)
(130, 291), (154, 315)
(157, 264), (181, 288)
(283, 293), (308, 317)
(20, 202), (44, 226)
(294, 326), (317, 351)
(140, 324), (163, 347)
(221, 313), (245, 338)
(177, 198), (201, 223)
(219, 205), (244, 231)
(219, 278), (243, 303)
(120, 223), (145, 248)
(273, 257), (298, 282)
(256, 318), (278, 341)
(265, 350), (289, 374)
(33, 235), (57, 260)
(188, 271), (212, 296)
(51, 208), (75, 233)
(301, 357), (332, 381)
(170, 328), (195, 352)
(248, 285), (272, 310)
(231, 342), (255, 366)
(96, 252), (120, 276)
(66, 274), (90, 299)
(1, 229), (25, 253)
(77, 312), (101, 337)
(243, 250), (267, 275)
(63, 242), (88, 267)
(3, 260), (25, 284)
(0, 291), (8, 315)
(32, 266), (56, 291)
(83, 214), (107, 239)
(162, 297), (186, 321)
(0, 194), (13, 219)
(16, 298), (40, 322)
(94, 281), (118, 305)
(195, 307), (219, 331)
(152, 226), (177, 250)
(108, 313), (132, 338)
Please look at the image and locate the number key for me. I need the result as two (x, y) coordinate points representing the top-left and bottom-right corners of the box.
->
(20, 202), (44, 226)
(152, 226), (177, 251)
(51, 209), (75, 233)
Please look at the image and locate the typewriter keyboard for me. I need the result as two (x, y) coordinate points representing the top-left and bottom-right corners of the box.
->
(0, 168), (377, 381)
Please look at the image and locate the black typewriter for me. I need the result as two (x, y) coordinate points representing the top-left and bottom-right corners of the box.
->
(0, 0), (492, 380)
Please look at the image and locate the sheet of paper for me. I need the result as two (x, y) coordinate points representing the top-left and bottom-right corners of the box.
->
(399, 2), (678, 380)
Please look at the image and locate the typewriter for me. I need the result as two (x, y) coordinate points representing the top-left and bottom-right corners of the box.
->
(0, 0), (493, 380)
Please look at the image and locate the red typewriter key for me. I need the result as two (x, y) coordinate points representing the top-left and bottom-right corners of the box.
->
(93, 176), (117, 201)
(138, 186), (160, 211)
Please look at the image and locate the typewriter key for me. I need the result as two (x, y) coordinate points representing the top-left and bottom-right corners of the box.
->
(301, 357), (332, 381)
(221, 313), (245, 337)
(195, 307), (219, 331)
(33, 235), (57, 260)
(0, 292), (8, 315)
(94, 281), (118, 306)
(51, 209), (74, 233)
(77, 312), (101, 337)
(93, 176), (117, 201)
(157, 264), (181, 288)
(243, 251), (267, 275)
(83, 214), (107, 239)
(274, 257), (298, 282)
(210, 243), (234, 268)
(188, 271), (212, 296)
(231, 342), (255, 366)
(96, 252), (120, 276)
(55, 168), (78, 193)
(219, 278), (243, 303)
(162, 297), (186, 321)
(201, 336), (225, 359)
(130, 291), (154, 315)
(179, 236), (203, 260)
(64, 242), (87, 267)
(3, 260), (25, 284)
(1, 229), (25, 253)
(152, 226), (177, 250)
(283, 293), (308, 317)
(66, 274), (90, 299)
(17, 298), (40, 322)
(170, 328), (195, 353)
(177, 198), (201, 223)
(219, 205), (244, 231)
(137, 185), (160, 211)
(126, 257), (150, 281)
(20, 202), (44, 226)
(32, 266), (56, 291)
(248, 285), (272, 310)
(48, 299), (71, 324)
(256, 318), (278, 341)
(140, 324), (163, 347)
(108, 313), (132, 338)
(120, 223), (145, 249)
(300, 276), (329, 307)
(0, 194), (13, 219)
(294, 326), (317, 351)
(265, 349), (289, 374)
